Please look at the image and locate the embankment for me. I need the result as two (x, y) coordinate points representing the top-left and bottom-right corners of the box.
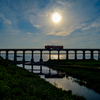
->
(0, 56), (86, 100)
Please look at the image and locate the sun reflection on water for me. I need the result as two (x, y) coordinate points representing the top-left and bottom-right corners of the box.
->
(52, 55), (58, 59)
(51, 55), (66, 59)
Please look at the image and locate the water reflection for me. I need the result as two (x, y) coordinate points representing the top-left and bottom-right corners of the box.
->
(51, 55), (58, 59)
(17, 64), (100, 100)
(27, 65), (66, 78)
(52, 76), (100, 100)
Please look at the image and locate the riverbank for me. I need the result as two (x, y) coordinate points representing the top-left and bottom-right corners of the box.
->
(0, 56), (86, 100)
(46, 59), (100, 94)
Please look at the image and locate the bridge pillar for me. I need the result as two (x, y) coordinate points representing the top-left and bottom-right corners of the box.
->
(40, 66), (42, 74)
(66, 50), (68, 59)
(31, 65), (33, 72)
(58, 50), (60, 60)
(0, 51), (1, 56)
(49, 69), (51, 74)
(40, 50), (43, 62)
(23, 50), (25, 62)
(6, 50), (9, 60)
(23, 64), (25, 68)
(83, 50), (85, 59)
(91, 50), (93, 59)
(14, 50), (17, 61)
(98, 51), (100, 60)
(31, 50), (34, 62)
(75, 50), (77, 60)
(49, 50), (51, 60)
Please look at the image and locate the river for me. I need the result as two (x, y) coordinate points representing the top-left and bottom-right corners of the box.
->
(1, 54), (100, 100)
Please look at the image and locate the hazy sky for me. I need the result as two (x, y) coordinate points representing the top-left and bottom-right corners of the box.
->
(0, 0), (100, 48)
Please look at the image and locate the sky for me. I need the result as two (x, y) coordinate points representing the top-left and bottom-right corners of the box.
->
(0, 0), (100, 49)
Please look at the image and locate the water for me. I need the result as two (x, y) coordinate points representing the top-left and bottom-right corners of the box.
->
(17, 65), (100, 100)
(0, 54), (100, 100)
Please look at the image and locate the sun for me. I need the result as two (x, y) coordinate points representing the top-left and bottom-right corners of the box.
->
(52, 13), (61, 23)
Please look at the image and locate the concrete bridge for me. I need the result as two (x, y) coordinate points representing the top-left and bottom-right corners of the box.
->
(0, 48), (100, 63)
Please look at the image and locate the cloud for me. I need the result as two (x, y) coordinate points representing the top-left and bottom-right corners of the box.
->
(13, 0), (95, 36)
(82, 26), (90, 31)
(0, 0), (100, 48)
(47, 30), (71, 36)
(0, 14), (12, 27)
(27, 32), (32, 35)
(42, 40), (65, 46)
(82, 18), (100, 31)
(34, 0), (96, 36)
(33, 25), (41, 28)
(46, 22), (85, 36)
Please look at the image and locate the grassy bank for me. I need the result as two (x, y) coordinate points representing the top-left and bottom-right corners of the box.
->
(0, 56), (86, 100)
(46, 59), (100, 68)
(46, 59), (100, 94)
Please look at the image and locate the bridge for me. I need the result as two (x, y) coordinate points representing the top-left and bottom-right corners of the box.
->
(0, 48), (100, 63)
(0, 48), (100, 72)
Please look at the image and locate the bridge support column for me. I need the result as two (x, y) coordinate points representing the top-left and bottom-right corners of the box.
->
(49, 51), (51, 60)
(83, 50), (85, 59)
(40, 66), (42, 74)
(91, 50), (93, 59)
(23, 50), (25, 63)
(58, 50), (60, 60)
(14, 51), (17, 61)
(75, 50), (77, 60)
(66, 50), (68, 59)
(6, 50), (8, 60)
(98, 51), (100, 60)
(31, 51), (34, 62)
(49, 69), (51, 74)
(31, 65), (33, 72)
(23, 64), (25, 68)
(40, 50), (43, 62)
(0, 51), (1, 56)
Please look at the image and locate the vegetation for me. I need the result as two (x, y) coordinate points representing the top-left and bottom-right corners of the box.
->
(46, 59), (100, 68)
(46, 59), (100, 94)
(0, 56), (86, 100)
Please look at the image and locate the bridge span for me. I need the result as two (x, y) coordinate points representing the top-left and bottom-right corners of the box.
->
(0, 48), (100, 62)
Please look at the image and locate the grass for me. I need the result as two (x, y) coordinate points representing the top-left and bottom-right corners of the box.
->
(46, 59), (100, 69)
(0, 56), (86, 100)
(46, 59), (100, 94)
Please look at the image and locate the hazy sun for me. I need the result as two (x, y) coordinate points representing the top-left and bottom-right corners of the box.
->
(52, 13), (61, 23)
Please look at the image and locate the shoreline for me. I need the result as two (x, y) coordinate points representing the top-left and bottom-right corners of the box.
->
(0, 56), (86, 100)
(46, 59), (100, 94)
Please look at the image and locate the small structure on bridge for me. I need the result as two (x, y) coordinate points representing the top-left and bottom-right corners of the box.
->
(45, 45), (63, 49)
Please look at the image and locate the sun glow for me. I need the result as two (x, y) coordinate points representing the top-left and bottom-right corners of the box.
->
(52, 13), (61, 23)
